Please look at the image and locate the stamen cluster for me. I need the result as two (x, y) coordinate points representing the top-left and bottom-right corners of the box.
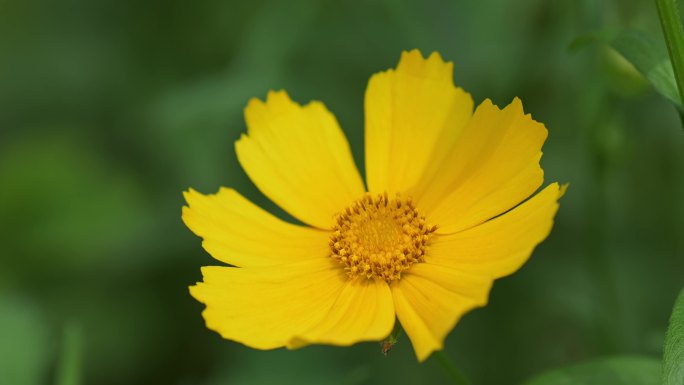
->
(329, 193), (436, 281)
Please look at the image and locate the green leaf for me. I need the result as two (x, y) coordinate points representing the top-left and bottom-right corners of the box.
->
(663, 288), (684, 385)
(611, 30), (681, 108)
(521, 356), (661, 385)
(571, 29), (682, 109)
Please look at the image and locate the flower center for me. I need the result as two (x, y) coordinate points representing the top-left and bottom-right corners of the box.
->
(329, 193), (436, 281)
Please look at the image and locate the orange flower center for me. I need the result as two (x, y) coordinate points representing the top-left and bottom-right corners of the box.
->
(329, 193), (436, 281)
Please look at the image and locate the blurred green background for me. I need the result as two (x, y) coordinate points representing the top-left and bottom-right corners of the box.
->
(1, 0), (683, 384)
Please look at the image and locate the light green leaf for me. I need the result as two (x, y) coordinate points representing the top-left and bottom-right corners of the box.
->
(571, 29), (682, 109)
(521, 356), (661, 385)
(611, 29), (681, 107)
(663, 288), (684, 385)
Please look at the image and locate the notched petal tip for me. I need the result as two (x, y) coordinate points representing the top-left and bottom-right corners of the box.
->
(474, 97), (549, 141)
(539, 183), (565, 225)
(188, 283), (199, 295)
(181, 206), (193, 225)
(265, 89), (294, 106)
(477, 97), (520, 114)
(399, 48), (423, 62)
(302, 100), (335, 118)
(199, 265), (242, 282)
(266, 89), (288, 98)
(427, 50), (445, 62)
(182, 187), (198, 202)
(182, 189), (205, 227)
(399, 48), (449, 66)
(198, 265), (215, 279)
(253, 90), (329, 116)
(507, 97), (548, 132)
(233, 133), (249, 152)
(413, 330), (444, 363)
(478, 97), (495, 109)
(476, 97), (523, 115)
(188, 283), (208, 305)
(398, 49), (454, 80)
(246, 89), (292, 108)
(508, 96), (524, 112)
(182, 186), (231, 208)
(545, 181), (566, 200)
(244, 96), (266, 114)
(244, 90), (298, 135)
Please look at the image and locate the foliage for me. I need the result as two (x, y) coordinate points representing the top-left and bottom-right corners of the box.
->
(0, 0), (682, 384)
(663, 289), (684, 385)
(522, 356), (661, 385)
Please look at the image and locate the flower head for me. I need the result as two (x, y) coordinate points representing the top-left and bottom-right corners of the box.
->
(183, 50), (564, 361)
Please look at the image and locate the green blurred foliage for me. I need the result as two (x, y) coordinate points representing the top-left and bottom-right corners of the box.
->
(0, 295), (52, 385)
(55, 322), (83, 385)
(522, 356), (661, 385)
(0, 0), (683, 384)
(663, 289), (684, 385)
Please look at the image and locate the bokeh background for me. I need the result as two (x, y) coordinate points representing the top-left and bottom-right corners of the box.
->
(1, 0), (683, 384)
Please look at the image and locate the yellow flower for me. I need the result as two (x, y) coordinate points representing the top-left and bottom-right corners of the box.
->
(183, 49), (564, 362)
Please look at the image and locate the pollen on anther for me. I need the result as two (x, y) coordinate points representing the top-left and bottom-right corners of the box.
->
(329, 193), (436, 282)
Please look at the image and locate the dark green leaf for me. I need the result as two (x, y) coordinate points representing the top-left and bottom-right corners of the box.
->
(663, 288), (684, 385)
(521, 356), (661, 385)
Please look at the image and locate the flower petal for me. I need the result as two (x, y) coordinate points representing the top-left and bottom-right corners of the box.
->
(392, 263), (492, 362)
(364, 50), (474, 195)
(416, 98), (547, 234)
(236, 90), (365, 229)
(182, 187), (330, 267)
(189, 259), (347, 350)
(289, 278), (395, 348)
(427, 183), (564, 279)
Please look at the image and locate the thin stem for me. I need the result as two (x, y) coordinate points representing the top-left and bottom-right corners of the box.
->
(432, 351), (470, 385)
(381, 322), (404, 356)
(389, 322), (403, 342)
(656, 0), (684, 109)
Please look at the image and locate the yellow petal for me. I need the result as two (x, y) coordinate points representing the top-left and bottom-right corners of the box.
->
(190, 259), (347, 350)
(289, 278), (394, 348)
(182, 187), (330, 267)
(427, 183), (564, 279)
(236, 90), (365, 229)
(364, 49), (473, 195)
(416, 98), (547, 234)
(392, 263), (492, 362)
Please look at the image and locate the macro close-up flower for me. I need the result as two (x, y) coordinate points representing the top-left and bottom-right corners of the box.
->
(183, 49), (564, 362)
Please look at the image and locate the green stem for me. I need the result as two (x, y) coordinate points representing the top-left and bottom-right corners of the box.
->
(656, 0), (684, 109)
(432, 351), (470, 385)
(381, 323), (404, 356)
